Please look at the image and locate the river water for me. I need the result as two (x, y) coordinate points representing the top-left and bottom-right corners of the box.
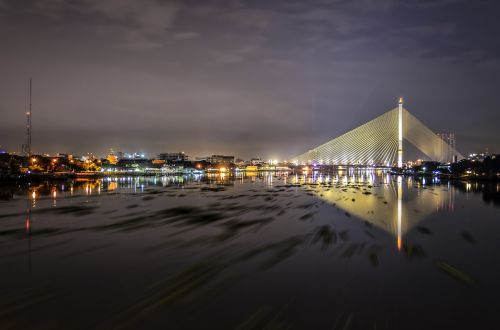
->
(0, 170), (499, 329)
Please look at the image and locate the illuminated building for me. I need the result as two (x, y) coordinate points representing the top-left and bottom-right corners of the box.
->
(250, 158), (263, 165)
(124, 152), (146, 159)
(157, 152), (188, 162)
(206, 155), (235, 164)
(152, 159), (166, 165)
(437, 133), (457, 163)
(106, 153), (118, 165)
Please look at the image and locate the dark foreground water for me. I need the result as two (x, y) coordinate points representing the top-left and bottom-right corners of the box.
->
(0, 171), (499, 329)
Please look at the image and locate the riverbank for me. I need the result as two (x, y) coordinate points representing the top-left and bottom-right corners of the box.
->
(1, 170), (499, 184)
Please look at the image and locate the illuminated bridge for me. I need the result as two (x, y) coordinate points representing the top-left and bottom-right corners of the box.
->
(294, 99), (464, 167)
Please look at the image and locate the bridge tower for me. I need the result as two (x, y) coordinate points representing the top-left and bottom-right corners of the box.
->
(293, 98), (463, 166)
(398, 97), (403, 168)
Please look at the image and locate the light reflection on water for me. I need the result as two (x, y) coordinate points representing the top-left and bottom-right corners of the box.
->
(0, 171), (500, 329)
(291, 173), (457, 250)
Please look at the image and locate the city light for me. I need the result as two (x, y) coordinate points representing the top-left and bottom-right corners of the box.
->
(0, 2), (498, 328)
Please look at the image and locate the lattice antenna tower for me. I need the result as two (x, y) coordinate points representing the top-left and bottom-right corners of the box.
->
(22, 78), (32, 157)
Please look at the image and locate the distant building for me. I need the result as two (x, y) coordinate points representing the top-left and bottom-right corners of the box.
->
(106, 149), (118, 164)
(437, 133), (456, 163)
(245, 165), (258, 172)
(468, 153), (488, 162)
(152, 159), (166, 165)
(124, 152), (146, 159)
(106, 153), (118, 165)
(115, 158), (150, 171)
(158, 152), (188, 162)
(250, 157), (263, 165)
(206, 155), (235, 164)
(81, 153), (97, 161)
(112, 151), (145, 160)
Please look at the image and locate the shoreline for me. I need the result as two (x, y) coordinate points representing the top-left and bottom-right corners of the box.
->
(1, 171), (499, 183)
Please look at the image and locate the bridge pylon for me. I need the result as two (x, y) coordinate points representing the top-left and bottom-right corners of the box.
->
(293, 99), (463, 166)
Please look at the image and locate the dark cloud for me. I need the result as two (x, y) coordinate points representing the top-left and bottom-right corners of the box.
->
(403, 0), (464, 9)
(1, 0), (499, 159)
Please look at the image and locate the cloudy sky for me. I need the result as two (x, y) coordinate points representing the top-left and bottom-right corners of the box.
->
(1, 0), (499, 159)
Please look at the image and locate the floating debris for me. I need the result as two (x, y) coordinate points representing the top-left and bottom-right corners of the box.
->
(200, 187), (226, 192)
(461, 231), (476, 244)
(368, 252), (379, 267)
(403, 244), (426, 260)
(299, 212), (316, 220)
(416, 226), (432, 235)
(435, 261), (476, 286)
(313, 225), (337, 248)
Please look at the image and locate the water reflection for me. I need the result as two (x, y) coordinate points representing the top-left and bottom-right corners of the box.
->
(292, 169), (458, 249)
(454, 180), (500, 206)
(25, 190), (32, 271)
(0, 173), (282, 202)
(0, 173), (498, 210)
(0, 171), (499, 329)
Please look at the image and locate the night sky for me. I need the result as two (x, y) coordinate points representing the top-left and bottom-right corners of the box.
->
(1, 0), (499, 159)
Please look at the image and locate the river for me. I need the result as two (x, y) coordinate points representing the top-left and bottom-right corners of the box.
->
(0, 170), (499, 329)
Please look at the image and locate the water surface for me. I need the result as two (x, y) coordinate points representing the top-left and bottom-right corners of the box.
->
(1, 171), (499, 329)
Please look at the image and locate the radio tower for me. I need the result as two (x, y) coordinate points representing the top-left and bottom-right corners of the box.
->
(22, 78), (32, 157)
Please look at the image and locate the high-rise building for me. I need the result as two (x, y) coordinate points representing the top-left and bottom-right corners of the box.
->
(250, 158), (263, 165)
(437, 133), (456, 163)
(158, 152), (188, 162)
(124, 152), (146, 159)
(206, 155), (235, 164)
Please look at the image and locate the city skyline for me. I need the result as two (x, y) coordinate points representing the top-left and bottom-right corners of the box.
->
(1, 0), (500, 159)
(1, 2), (500, 328)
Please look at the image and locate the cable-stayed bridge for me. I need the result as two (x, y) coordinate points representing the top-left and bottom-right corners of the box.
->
(293, 99), (464, 166)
